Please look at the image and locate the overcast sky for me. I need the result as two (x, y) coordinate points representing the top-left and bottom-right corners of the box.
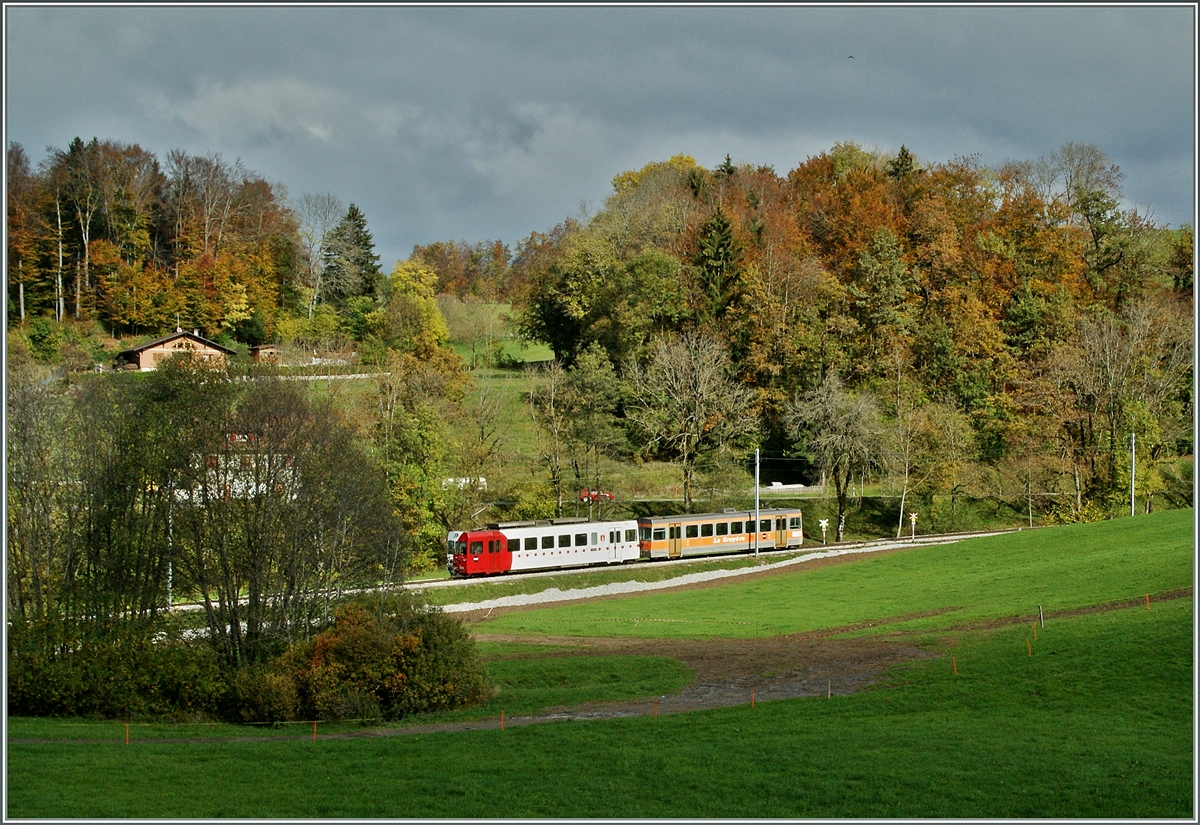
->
(5, 5), (1195, 269)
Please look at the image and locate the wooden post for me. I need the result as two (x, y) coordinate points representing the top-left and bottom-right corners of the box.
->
(952, 657), (957, 676)
(125, 724), (129, 746)
(827, 679), (831, 699)
(500, 710), (505, 730)
(653, 698), (658, 718)
(1038, 604), (1044, 628)
(312, 721), (317, 742)
(1026, 638), (1032, 656)
(751, 689), (755, 709)
(1146, 594), (1151, 611)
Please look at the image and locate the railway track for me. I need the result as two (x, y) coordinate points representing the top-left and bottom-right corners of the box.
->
(167, 528), (1023, 614)
(428, 528), (1023, 613)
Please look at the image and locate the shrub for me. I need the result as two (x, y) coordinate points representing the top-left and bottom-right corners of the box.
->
(277, 593), (490, 721)
(25, 317), (63, 361)
(7, 615), (225, 720)
(222, 664), (300, 724)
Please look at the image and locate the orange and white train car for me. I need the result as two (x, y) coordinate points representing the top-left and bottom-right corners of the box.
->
(636, 507), (804, 560)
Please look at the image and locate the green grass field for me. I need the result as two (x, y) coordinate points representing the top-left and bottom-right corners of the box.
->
(7, 509), (1193, 818)
(473, 509), (1194, 638)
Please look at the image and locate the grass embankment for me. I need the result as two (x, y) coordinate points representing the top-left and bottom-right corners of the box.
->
(8, 509), (1193, 818)
(473, 508), (1193, 638)
(413, 552), (767, 606)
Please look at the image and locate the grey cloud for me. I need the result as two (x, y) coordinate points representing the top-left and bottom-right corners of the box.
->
(6, 5), (1193, 266)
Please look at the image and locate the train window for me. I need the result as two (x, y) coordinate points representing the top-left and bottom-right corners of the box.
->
(609, 531), (615, 543)
(685, 525), (698, 538)
(790, 517), (802, 529)
(700, 523), (713, 537)
(776, 518), (786, 530)
(542, 535), (554, 549)
(760, 519), (771, 532)
(559, 534), (570, 548)
(653, 528), (666, 541)
(507, 538), (519, 553)
(490, 540), (500, 553)
(470, 541), (483, 554)
(575, 533), (587, 546)
(669, 526), (681, 539)
(590, 532), (598, 545)
(625, 529), (636, 542)
(730, 521), (743, 534)
(715, 522), (728, 536)
(525, 537), (537, 551)
(640, 527), (652, 541)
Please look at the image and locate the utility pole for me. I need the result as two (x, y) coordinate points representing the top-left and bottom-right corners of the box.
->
(753, 448), (760, 559)
(167, 488), (173, 611)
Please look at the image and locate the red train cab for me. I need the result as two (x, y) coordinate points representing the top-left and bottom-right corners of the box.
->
(448, 528), (513, 576)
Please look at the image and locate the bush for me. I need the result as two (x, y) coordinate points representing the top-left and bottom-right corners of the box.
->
(7, 615), (225, 720)
(222, 664), (299, 724)
(7, 596), (488, 725)
(25, 317), (63, 361)
(277, 593), (490, 721)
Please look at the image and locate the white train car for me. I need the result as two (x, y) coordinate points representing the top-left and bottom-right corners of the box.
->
(447, 517), (640, 577)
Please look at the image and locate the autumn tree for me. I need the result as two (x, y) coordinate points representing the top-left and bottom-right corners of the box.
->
(528, 344), (625, 517)
(293, 192), (344, 318)
(785, 372), (881, 541)
(625, 332), (759, 510)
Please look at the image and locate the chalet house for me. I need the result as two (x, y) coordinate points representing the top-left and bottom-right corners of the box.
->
(115, 329), (235, 371)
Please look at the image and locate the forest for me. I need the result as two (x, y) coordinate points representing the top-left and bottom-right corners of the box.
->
(5, 137), (1193, 718)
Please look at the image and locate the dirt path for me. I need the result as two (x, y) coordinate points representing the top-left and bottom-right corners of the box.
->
(474, 631), (938, 721)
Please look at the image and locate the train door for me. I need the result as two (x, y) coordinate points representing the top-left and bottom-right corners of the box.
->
(668, 524), (682, 559)
(490, 536), (512, 574)
(480, 532), (510, 575)
(775, 518), (787, 549)
(482, 537), (498, 575)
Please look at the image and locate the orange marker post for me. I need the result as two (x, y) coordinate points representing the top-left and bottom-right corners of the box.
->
(500, 710), (505, 731)
(952, 657), (957, 676)
(1146, 594), (1151, 611)
(1026, 638), (1032, 656)
(751, 689), (755, 709)
(653, 698), (658, 718)
(312, 721), (317, 742)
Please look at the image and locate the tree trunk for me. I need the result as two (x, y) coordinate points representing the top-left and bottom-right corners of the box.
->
(896, 477), (909, 539)
(834, 467), (849, 542)
(1073, 461), (1083, 511)
(55, 196), (65, 323)
(682, 459), (695, 513)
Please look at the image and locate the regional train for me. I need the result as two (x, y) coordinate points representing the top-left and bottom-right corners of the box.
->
(446, 507), (804, 577)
